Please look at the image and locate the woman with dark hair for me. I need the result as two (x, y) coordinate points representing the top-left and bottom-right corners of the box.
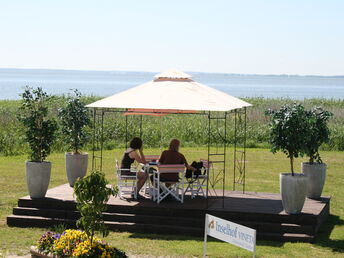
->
(159, 139), (196, 182)
(120, 137), (148, 199)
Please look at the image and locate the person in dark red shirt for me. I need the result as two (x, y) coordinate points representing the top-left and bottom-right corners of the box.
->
(159, 139), (196, 182)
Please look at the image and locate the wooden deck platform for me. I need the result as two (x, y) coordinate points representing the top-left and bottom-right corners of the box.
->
(7, 184), (330, 242)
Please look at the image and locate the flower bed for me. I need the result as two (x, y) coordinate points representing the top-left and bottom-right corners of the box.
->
(33, 229), (127, 258)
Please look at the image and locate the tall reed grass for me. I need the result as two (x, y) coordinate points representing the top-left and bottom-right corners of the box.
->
(0, 96), (343, 156)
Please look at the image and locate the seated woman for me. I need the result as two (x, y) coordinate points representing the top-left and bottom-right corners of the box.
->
(159, 139), (196, 182)
(120, 137), (148, 199)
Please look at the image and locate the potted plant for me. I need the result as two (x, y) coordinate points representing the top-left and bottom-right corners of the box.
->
(266, 103), (308, 214)
(74, 170), (117, 245)
(58, 90), (90, 186)
(18, 87), (57, 198)
(302, 107), (332, 199)
(31, 172), (124, 258)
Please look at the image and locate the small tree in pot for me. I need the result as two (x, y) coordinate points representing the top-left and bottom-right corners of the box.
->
(74, 170), (118, 244)
(18, 86), (57, 198)
(58, 90), (91, 186)
(302, 107), (332, 199)
(265, 103), (309, 214)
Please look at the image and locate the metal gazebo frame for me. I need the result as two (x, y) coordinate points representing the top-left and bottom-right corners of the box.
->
(90, 107), (247, 207)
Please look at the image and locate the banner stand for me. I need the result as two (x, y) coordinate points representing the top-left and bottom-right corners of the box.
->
(203, 215), (208, 258)
(203, 214), (256, 258)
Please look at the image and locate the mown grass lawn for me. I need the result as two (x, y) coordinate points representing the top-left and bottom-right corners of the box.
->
(0, 147), (343, 257)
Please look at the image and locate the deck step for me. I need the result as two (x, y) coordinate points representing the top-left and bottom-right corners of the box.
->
(6, 215), (202, 236)
(17, 198), (320, 225)
(12, 207), (204, 228)
(7, 214), (315, 242)
(8, 185), (330, 243)
(12, 206), (315, 234)
(259, 232), (315, 243)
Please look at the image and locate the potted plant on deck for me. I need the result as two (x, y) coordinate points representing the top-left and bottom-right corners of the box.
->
(58, 90), (91, 187)
(302, 107), (332, 199)
(31, 171), (125, 257)
(266, 103), (308, 214)
(18, 87), (57, 198)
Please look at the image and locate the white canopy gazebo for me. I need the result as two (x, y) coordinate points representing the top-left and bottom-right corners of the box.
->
(87, 69), (252, 201)
(87, 69), (250, 113)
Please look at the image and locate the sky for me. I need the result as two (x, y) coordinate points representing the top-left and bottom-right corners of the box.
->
(0, 0), (343, 75)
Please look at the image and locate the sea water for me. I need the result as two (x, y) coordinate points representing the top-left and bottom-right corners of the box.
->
(0, 68), (343, 100)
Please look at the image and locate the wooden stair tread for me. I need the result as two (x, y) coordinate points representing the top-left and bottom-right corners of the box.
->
(7, 214), (315, 242)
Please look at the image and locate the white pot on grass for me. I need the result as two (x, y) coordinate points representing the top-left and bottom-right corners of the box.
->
(280, 173), (308, 214)
(65, 152), (88, 187)
(26, 161), (51, 199)
(302, 162), (326, 199)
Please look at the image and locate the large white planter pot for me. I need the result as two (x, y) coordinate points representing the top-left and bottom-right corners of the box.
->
(65, 152), (88, 187)
(26, 161), (51, 199)
(280, 173), (308, 214)
(302, 162), (327, 199)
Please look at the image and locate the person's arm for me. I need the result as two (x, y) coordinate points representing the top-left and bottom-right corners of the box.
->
(181, 153), (196, 171)
(129, 150), (146, 164)
(139, 146), (147, 164)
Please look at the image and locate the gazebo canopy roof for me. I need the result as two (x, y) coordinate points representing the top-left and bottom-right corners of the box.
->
(87, 69), (251, 113)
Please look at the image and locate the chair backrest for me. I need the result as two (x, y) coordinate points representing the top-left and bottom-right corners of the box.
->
(116, 159), (136, 176)
(145, 155), (160, 163)
(158, 164), (185, 173)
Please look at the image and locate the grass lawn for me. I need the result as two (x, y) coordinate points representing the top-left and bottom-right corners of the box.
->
(0, 147), (343, 257)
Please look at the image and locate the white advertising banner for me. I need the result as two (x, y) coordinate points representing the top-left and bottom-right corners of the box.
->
(204, 214), (256, 256)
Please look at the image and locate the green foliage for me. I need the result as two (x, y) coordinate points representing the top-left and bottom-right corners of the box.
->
(17, 87), (58, 162)
(74, 170), (117, 244)
(1, 96), (343, 156)
(37, 231), (57, 255)
(37, 229), (127, 257)
(58, 90), (91, 154)
(265, 104), (309, 175)
(51, 223), (67, 234)
(304, 107), (333, 163)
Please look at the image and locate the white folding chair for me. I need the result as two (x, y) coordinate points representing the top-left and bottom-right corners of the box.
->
(140, 155), (160, 196)
(185, 159), (210, 198)
(116, 160), (138, 199)
(152, 164), (185, 204)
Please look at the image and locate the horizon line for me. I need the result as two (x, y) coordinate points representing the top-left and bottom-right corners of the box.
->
(0, 67), (344, 78)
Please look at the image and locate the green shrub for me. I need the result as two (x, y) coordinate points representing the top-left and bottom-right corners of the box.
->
(265, 104), (309, 175)
(58, 90), (91, 154)
(74, 171), (117, 244)
(17, 87), (58, 162)
(304, 107), (333, 163)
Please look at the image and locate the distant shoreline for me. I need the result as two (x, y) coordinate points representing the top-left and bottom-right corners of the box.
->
(1, 68), (344, 100)
(1, 67), (343, 78)
(1, 96), (344, 103)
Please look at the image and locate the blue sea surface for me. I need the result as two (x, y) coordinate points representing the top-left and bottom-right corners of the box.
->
(0, 68), (344, 100)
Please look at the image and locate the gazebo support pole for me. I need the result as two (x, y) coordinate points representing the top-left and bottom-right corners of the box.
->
(125, 115), (128, 149)
(139, 115), (143, 138)
(100, 109), (104, 171)
(243, 107), (247, 193)
(232, 108), (247, 193)
(233, 109), (237, 190)
(160, 116), (163, 151)
(206, 111), (211, 209)
(92, 108), (97, 170)
(223, 112), (227, 208)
